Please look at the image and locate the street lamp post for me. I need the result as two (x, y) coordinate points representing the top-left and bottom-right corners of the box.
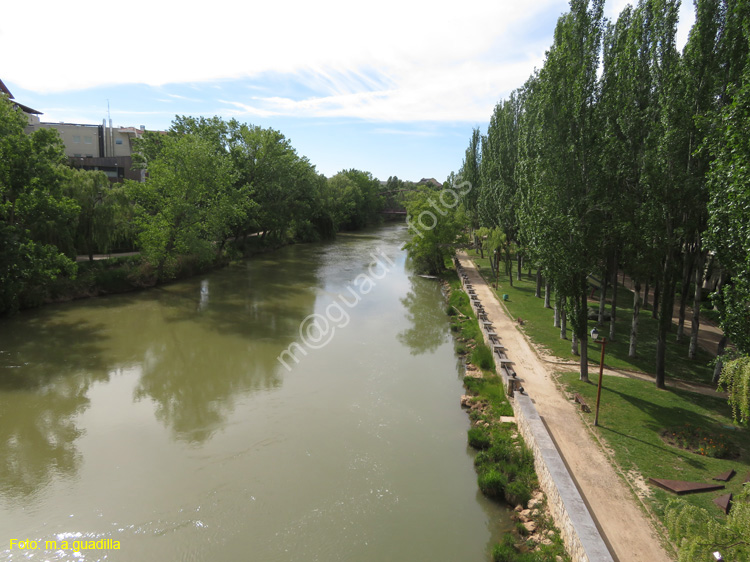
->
(590, 328), (607, 427)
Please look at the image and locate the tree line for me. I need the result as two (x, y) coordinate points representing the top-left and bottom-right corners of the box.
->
(450, 0), (749, 404)
(0, 106), (387, 315)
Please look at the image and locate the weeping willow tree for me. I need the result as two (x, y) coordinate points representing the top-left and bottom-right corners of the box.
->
(717, 356), (750, 425)
(666, 487), (750, 561)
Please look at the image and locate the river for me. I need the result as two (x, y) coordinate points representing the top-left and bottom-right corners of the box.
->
(0, 224), (510, 561)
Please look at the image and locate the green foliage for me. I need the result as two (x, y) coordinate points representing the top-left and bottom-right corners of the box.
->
(706, 35), (750, 356)
(471, 342), (495, 371)
(477, 468), (507, 498)
(326, 169), (384, 231)
(63, 168), (129, 259)
(0, 95), (78, 314)
(666, 486), (750, 562)
(128, 133), (238, 280)
(403, 185), (467, 275)
(718, 356), (750, 424)
(468, 426), (492, 450)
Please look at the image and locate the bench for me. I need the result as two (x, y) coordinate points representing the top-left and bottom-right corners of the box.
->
(574, 393), (590, 413)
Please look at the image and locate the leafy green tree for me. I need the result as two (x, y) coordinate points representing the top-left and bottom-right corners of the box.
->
(0, 96), (77, 314)
(666, 486), (750, 561)
(459, 128), (482, 229)
(517, 0), (605, 381)
(227, 123), (318, 242)
(326, 169), (384, 231)
(63, 168), (127, 260)
(403, 185), (467, 275)
(128, 133), (239, 280)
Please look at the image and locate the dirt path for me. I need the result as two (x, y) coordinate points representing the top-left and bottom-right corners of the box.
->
(457, 252), (673, 562)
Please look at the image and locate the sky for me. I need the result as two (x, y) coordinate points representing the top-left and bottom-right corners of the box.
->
(2, 0), (694, 182)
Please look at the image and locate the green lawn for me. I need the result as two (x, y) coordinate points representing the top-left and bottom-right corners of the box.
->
(560, 373), (750, 520)
(470, 255), (715, 385)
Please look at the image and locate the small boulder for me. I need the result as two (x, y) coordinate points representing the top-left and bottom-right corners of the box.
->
(523, 521), (537, 533)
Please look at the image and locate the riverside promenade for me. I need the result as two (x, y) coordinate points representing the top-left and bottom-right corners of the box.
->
(456, 251), (672, 562)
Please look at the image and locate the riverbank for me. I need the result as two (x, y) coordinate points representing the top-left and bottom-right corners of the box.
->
(456, 251), (673, 561)
(442, 270), (570, 562)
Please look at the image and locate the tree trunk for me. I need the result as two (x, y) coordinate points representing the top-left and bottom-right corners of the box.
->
(571, 295), (580, 356)
(535, 269), (542, 298)
(689, 251), (706, 360)
(629, 280), (641, 357)
(652, 280), (660, 320)
(655, 253), (676, 389)
(544, 279), (551, 309)
(560, 298), (567, 338)
(507, 253), (513, 287)
(517, 253), (522, 281)
(598, 269), (608, 325)
(676, 253), (695, 342)
(609, 252), (618, 342)
(578, 275), (589, 382)
(712, 335), (728, 385)
(644, 280), (650, 309)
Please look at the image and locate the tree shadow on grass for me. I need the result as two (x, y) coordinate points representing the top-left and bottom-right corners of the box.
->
(601, 384), (745, 473)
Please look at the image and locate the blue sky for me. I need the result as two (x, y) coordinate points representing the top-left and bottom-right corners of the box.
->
(2, 0), (694, 182)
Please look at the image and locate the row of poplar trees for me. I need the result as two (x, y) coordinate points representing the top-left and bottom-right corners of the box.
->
(459, 0), (750, 394)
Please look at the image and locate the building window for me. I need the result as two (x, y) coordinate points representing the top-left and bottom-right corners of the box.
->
(73, 135), (81, 143)
(84, 136), (93, 144)
(115, 138), (123, 145)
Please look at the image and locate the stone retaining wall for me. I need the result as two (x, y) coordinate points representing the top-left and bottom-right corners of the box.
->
(457, 265), (614, 562)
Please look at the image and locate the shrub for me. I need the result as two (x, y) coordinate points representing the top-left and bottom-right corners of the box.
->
(471, 342), (495, 371)
(660, 423), (738, 459)
(468, 426), (492, 450)
(478, 468), (507, 498)
(492, 535), (518, 562)
(505, 479), (532, 507)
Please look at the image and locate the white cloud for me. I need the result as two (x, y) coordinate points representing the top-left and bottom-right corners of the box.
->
(3, 0), (695, 123)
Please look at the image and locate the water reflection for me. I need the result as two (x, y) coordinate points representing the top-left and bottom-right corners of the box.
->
(397, 277), (450, 355)
(0, 375), (88, 501)
(0, 318), (112, 501)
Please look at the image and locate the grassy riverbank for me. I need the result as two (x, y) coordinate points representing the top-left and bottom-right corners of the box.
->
(561, 373), (750, 534)
(465, 254), (750, 560)
(442, 270), (569, 562)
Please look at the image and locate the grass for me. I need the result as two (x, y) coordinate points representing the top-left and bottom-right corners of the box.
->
(442, 266), (569, 561)
(471, 255), (715, 385)
(560, 372), (750, 521)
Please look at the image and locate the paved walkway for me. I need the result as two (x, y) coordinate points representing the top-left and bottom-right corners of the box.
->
(457, 251), (672, 562)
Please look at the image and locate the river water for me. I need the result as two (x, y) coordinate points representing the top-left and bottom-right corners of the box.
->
(0, 224), (509, 561)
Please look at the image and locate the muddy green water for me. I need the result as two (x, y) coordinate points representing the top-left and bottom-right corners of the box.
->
(0, 225), (510, 561)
